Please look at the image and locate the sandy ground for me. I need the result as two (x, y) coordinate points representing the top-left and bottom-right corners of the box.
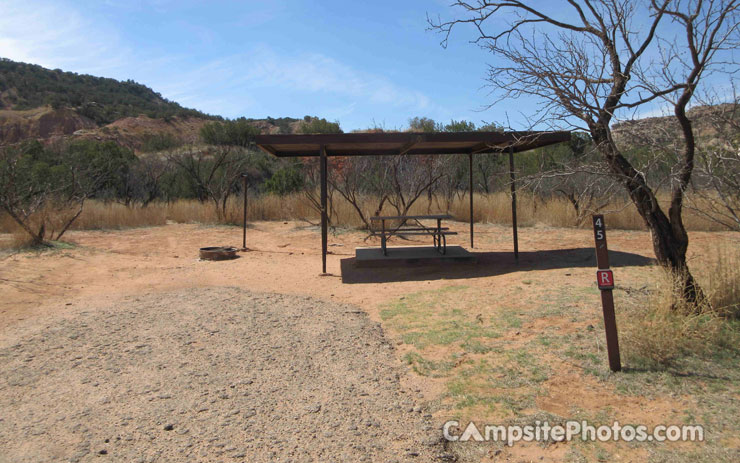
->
(0, 220), (671, 330)
(0, 287), (450, 462)
(0, 221), (737, 462)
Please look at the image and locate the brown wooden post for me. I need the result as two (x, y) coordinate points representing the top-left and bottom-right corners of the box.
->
(241, 174), (248, 250)
(469, 152), (474, 248)
(592, 214), (621, 372)
(320, 145), (328, 274)
(508, 146), (519, 260)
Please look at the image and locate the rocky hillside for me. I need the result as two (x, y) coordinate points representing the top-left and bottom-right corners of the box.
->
(612, 103), (739, 149)
(0, 106), (97, 144)
(0, 59), (307, 151)
(72, 115), (210, 152)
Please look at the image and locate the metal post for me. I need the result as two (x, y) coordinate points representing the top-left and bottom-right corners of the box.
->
(592, 214), (621, 372)
(469, 152), (474, 248)
(320, 145), (328, 274)
(241, 174), (248, 250)
(508, 146), (519, 261)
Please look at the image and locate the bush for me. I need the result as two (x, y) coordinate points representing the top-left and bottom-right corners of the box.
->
(200, 118), (261, 147)
(620, 254), (740, 367)
(298, 117), (342, 134)
(0, 140), (136, 244)
(263, 166), (304, 195)
(141, 133), (181, 152)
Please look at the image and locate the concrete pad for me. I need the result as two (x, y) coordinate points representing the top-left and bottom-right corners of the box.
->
(354, 246), (476, 267)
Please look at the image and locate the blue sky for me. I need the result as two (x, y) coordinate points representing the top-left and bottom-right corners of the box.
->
(1, 0), (509, 131)
(1, 1), (735, 131)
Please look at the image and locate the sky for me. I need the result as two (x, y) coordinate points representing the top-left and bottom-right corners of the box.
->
(0, 0), (735, 131)
(0, 0), (509, 131)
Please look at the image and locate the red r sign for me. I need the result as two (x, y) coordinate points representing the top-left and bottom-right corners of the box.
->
(597, 269), (615, 290)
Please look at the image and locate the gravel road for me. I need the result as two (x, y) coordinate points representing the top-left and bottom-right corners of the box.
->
(0, 288), (454, 462)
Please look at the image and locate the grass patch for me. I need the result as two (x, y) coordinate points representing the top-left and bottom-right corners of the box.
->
(0, 237), (77, 254)
(380, 286), (502, 349)
(404, 352), (459, 377)
(499, 307), (523, 329)
(445, 352), (551, 415)
(460, 339), (494, 354)
(619, 267), (740, 368)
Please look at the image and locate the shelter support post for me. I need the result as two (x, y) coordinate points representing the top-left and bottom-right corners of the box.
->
(508, 146), (519, 261)
(468, 152), (474, 248)
(320, 145), (328, 274)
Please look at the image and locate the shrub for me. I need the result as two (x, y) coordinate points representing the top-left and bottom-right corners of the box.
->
(620, 256), (740, 367)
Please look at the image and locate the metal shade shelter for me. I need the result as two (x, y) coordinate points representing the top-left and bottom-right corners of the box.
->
(255, 131), (571, 273)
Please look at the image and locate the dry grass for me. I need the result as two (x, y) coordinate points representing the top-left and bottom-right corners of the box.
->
(701, 243), (740, 318)
(0, 191), (734, 239)
(73, 202), (168, 229)
(620, 242), (740, 366)
(0, 230), (36, 250)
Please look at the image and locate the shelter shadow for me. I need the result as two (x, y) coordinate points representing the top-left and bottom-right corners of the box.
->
(340, 247), (653, 284)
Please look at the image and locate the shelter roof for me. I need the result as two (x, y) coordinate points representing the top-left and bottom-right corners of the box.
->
(255, 131), (570, 157)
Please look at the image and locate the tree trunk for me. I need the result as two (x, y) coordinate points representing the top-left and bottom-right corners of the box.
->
(3, 206), (45, 246)
(590, 124), (704, 306)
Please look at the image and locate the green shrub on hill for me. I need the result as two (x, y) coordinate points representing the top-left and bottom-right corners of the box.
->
(0, 58), (220, 125)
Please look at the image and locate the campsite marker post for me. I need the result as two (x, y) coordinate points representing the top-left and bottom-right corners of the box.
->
(241, 174), (248, 251)
(592, 214), (621, 372)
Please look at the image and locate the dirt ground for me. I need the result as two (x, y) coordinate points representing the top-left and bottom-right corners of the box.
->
(0, 220), (666, 330)
(0, 287), (451, 462)
(0, 221), (737, 462)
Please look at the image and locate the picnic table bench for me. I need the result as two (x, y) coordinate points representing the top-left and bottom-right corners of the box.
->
(369, 214), (458, 256)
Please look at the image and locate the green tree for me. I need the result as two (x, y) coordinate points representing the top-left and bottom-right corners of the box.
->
(408, 116), (440, 132)
(298, 117), (343, 134)
(200, 118), (261, 147)
(263, 164), (304, 195)
(0, 58), (219, 124)
(0, 140), (136, 244)
(443, 119), (476, 132)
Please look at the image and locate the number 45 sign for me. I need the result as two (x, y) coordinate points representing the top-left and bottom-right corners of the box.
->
(592, 214), (621, 372)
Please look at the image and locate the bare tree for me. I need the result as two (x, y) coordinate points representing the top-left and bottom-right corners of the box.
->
(384, 154), (446, 218)
(523, 134), (619, 226)
(301, 157), (339, 226)
(167, 146), (250, 219)
(434, 155), (469, 212)
(0, 140), (132, 244)
(115, 153), (171, 207)
(689, 99), (740, 229)
(329, 156), (389, 229)
(430, 0), (740, 304)
(131, 153), (172, 207)
(327, 154), (445, 229)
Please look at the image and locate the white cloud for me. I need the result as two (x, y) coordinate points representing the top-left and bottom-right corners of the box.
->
(0, 0), (131, 74)
(236, 46), (432, 110)
(0, 0), (435, 125)
(132, 44), (436, 120)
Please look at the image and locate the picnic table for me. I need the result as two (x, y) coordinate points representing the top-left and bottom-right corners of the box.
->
(370, 214), (457, 256)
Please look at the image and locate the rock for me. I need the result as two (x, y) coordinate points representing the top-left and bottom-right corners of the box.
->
(305, 404), (321, 413)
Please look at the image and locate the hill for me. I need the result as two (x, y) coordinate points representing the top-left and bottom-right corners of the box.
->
(612, 103), (739, 149)
(0, 58), (218, 125)
(0, 59), (309, 150)
(0, 106), (97, 144)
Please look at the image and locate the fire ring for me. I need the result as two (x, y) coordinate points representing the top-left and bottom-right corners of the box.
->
(199, 246), (238, 261)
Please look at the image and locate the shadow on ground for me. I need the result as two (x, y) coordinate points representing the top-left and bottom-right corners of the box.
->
(340, 247), (654, 284)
